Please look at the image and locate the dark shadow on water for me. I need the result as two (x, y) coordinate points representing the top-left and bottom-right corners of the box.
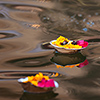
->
(0, 13), (5, 18)
(20, 91), (58, 100)
(51, 52), (86, 66)
(87, 38), (100, 42)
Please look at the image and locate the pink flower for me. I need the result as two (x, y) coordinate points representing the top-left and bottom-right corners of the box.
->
(38, 78), (46, 88)
(78, 59), (89, 68)
(38, 78), (55, 88)
(45, 79), (55, 88)
(77, 40), (88, 48)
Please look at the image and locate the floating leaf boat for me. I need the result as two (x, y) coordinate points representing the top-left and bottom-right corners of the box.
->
(18, 72), (59, 93)
(50, 36), (88, 54)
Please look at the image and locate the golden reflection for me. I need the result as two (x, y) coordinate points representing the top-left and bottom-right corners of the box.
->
(37, 0), (51, 2)
(0, 71), (61, 79)
(29, 24), (40, 29)
(56, 64), (80, 69)
(55, 59), (88, 69)
(14, 6), (43, 12)
(51, 72), (59, 77)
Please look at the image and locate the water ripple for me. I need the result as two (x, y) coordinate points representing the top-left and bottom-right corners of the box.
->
(0, 71), (62, 80)
(5, 56), (52, 67)
(0, 30), (22, 40)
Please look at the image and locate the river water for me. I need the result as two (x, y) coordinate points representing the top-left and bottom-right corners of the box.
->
(0, 0), (100, 100)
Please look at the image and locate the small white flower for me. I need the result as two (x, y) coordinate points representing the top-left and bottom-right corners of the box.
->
(68, 40), (73, 44)
(54, 81), (59, 88)
(18, 77), (28, 83)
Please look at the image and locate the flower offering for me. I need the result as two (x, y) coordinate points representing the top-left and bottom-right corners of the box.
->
(51, 36), (88, 49)
(18, 72), (59, 93)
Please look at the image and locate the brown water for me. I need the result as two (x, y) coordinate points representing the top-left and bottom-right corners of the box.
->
(0, 0), (100, 100)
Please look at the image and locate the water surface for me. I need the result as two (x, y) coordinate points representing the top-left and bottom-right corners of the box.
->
(0, 0), (100, 100)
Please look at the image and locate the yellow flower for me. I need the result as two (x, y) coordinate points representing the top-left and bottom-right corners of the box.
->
(52, 36), (83, 49)
(31, 81), (38, 86)
(52, 41), (56, 45)
(27, 76), (34, 82)
(43, 76), (49, 80)
(57, 36), (66, 42)
(34, 72), (43, 81)
(22, 72), (51, 86)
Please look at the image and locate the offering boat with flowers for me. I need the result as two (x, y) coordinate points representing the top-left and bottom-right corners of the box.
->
(18, 72), (59, 93)
(50, 36), (88, 54)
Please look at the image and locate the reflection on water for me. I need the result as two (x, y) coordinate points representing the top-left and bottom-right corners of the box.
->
(51, 52), (88, 68)
(0, 71), (62, 79)
(20, 91), (58, 100)
(0, 30), (21, 39)
(6, 56), (52, 67)
(51, 52), (86, 66)
(0, 0), (100, 100)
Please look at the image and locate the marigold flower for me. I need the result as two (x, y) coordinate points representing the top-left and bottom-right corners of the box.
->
(31, 81), (38, 86)
(52, 36), (85, 49)
(27, 76), (34, 82)
(43, 75), (49, 80)
(35, 73), (43, 81)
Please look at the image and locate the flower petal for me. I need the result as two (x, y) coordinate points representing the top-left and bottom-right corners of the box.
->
(54, 81), (59, 88)
(31, 81), (38, 86)
(18, 77), (28, 83)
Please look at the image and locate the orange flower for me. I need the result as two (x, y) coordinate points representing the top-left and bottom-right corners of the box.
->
(34, 72), (43, 81)
(31, 81), (38, 86)
(27, 76), (35, 82)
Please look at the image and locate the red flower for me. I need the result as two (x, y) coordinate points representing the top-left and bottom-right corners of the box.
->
(77, 40), (88, 48)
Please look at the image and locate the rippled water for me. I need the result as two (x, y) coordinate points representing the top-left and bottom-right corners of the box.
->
(0, 0), (100, 100)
